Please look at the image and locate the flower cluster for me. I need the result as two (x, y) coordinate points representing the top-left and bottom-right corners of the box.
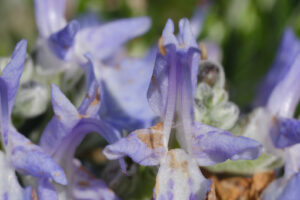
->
(1, 0), (300, 200)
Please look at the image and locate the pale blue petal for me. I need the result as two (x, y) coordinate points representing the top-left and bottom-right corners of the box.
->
(37, 179), (58, 200)
(103, 123), (166, 166)
(192, 122), (262, 166)
(48, 20), (80, 60)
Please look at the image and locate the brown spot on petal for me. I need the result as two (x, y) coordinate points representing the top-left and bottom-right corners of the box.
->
(56, 114), (61, 120)
(137, 123), (164, 149)
(168, 151), (189, 178)
(199, 43), (208, 60)
(32, 189), (38, 200)
(158, 37), (166, 56)
(91, 88), (101, 106)
(78, 180), (90, 187)
(154, 175), (160, 197)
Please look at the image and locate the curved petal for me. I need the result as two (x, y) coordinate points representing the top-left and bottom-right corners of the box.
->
(9, 130), (67, 185)
(48, 20), (80, 60)
(271, 117), (300, 148)
(192, 122), (262, 166)
(153, 149), (210, 200)
(34, 0), (67, 37)
(103, 123), (166, 166)
(1, 39), (27, 114)
(178, 18), (197, 49)
(75, 17), (151, 61)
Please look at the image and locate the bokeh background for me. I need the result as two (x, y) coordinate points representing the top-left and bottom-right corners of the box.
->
(1, 0), (300, 108)
(1, 0), (300, 199)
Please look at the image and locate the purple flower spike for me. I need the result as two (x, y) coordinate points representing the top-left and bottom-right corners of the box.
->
(40, 57), (121, 199)
(105, 19), (262, 200)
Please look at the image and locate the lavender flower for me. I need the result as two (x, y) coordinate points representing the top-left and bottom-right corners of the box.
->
(251, 29), (300, 200)
(39, 56), (121, 199)
(0, 40), (67, 199)
(103, 19), (262, 199)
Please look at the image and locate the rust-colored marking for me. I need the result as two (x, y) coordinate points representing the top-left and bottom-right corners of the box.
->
(137, 123), (164, 149)
(199, 43), (208, 60)
(158, 37), (166, 56)
(168, 151), (189, 178)
(78, 180), (90, 187)
(91, 88), (101, 106)
(56, 114), (61, 120)
(32, 189), (38, 200)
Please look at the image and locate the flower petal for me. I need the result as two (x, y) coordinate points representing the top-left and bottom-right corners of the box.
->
(103, 123), (166, 166)
(71, 160), (119, 200)
(48, 20), (80, 60)
(0, 151), (27, 199)
(75, 17), (151, 61)
(278, 172), (300, 200)
(255, 28), (300, 107)
(153, 149), (211, 200)
(192, 122), (262, 166)
(9, 130), (67, 185)
(1, 39), (27, 114)
(37, 178), (58, 200)
(271, 117), (300, 148)
(34, 0), (67, 37)
(99, 57), (156, 131)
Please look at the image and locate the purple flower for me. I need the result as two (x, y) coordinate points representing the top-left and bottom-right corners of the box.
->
(39, 56), (120, 199)
(246, 28), (300, 200)
(103, 19), (262, 199)
(0, 40), (67, 199)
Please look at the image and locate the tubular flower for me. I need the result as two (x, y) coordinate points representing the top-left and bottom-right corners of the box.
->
(0, 40), (67, 199)
(103, 19), (262, 200)
(39, 56), (121, 199)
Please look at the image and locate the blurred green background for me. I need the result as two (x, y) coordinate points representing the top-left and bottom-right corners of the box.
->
(1, 0), (300, 108)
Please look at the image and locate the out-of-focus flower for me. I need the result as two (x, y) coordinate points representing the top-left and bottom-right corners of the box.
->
(39, 56), (121, 199)
(0, 40), (67, 199)
(103, 19), (262, 200)
(252, 29), (300, 200)
(33, 0), (156, 132)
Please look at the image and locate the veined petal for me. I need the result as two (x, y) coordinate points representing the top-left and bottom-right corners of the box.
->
(255, 28), (300, 107)
(271, 117), (300, 148)
(48, 20), (80, 60)
(75, 17), (151, 61)
(153, 149), (210, 200)
(103, 123), (166, 166)
(9, 130), (67, 185)
(34, 0), (67, 37)
(191, 122), (262, 166)
(99, 57), (156, 131)
(0, 151), (27, 200)
(71, 160), (119, 200)
(37, 179), (58, 200)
